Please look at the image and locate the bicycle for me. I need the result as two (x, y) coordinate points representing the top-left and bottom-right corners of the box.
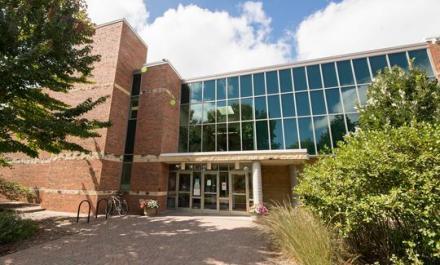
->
(107, 192), (129, 216)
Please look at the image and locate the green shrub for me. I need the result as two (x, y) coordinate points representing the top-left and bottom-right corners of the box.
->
(0, 177), (35, 202)
(262, 204), (354, 265)
(296, 123), (440, 264)
(0, 211), (38, 244)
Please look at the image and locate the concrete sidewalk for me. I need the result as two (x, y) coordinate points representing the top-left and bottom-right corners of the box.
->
(1, 215), (289, 265)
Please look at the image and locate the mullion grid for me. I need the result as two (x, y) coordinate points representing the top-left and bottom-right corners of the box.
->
(304, 66), (318, 155)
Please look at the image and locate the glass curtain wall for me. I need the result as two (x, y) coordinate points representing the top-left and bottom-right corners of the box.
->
(178, 48), (434, 155)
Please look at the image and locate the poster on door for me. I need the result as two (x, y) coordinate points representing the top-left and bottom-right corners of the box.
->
(221, 182), (227, 191)
(193, 178), (201, 196)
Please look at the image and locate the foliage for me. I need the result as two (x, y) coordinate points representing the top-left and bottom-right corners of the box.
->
(262, 204), (355, 265)
(359, 67), (440, 130)
(296, 123), (440, 264)
(0, 0), (111, 165)
(0, 211), (38, 244)
(0, 177), (35, 202)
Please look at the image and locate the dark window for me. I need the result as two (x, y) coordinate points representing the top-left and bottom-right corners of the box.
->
(203, 80), (215, 101)
(256, 120), (269, 150)
(202, 124), (215, 152)
(241, 122), (254, 150)
(329, 115), (346, 148)
(241, 98), (253, 121)
(190, 82), (202, 103)
(325, 88), (343, 114)
(337, 60), (354, 86)
(181, 84), (190, 104)
(217, 123), (227, 151)
(408, 49), (434, 76)
(269, 119), (284, 149)
(240, 75), (253, 97)
(298, 117), (315, 155)
(353, 58), (371, 84)
(130, 110), (138, 119)
(121, 163), (132, 186)
(267, 95), (281, 118)
(217, 100), (227, 123)
(369, 55), (388, 76)
(217, 79), (226, 100)
(180, 104), (189, 126)
(131, 74), (141, 96)
(310, 90), (326, 115)
(123, 155), (133, 162)
(266, 71), (279, 94)
(389, 52), (409, 71)
(202, 102), (216, 123)
(283, 118), (299, 149)
(279, 69), (293, 92)
(346, 113), (359, 132)
(313, 116), (331, 153)
(292, 67), (307, 91)
(227, 99), (240, 122)
(321, 62), (338, 87)
(130, 97), (139, 108)
(124, 120), (137, 154)
(307, 65), (322, 89)
(253, 73), (265, 95)
(189, 125), (201, 152)
(228, 122), (241, 151)
(227, 77), (239, 99)
(254, 96), (267, 119)
(178, 126), (188, 152)
(281, 93), (295, 117)
(341, 86), (358, 113)
(295, 92), (310, 116)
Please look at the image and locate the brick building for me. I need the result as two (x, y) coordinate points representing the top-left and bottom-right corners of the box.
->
(1, 20), (439, 214)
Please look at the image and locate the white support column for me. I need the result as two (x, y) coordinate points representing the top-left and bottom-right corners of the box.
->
(289, 165), (298, 205)
(252, 161), (263, 206)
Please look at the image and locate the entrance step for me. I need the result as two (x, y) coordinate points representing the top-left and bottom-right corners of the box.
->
(0, 201), (45, 213)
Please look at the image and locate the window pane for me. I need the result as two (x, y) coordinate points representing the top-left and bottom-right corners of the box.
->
(408, 49), (434, 76)
(281, 93), (295, 117)
(178, 126), (188, 152)
(279, 69), (293, 92)
(313, 116), (331, 153)
(321, 62), (338, 87)
(227, 99), (240, 122)
(189, 125), (201, 152)
(228, 122), (241, 151)
(203, 80), (215, 101)
(341, 86), (358, 113)
(190, 103), (203, 124)
(337, 60), (354, 86)
(307, 65), (322, 89)
(241, 98), (253, 121)
(295, 92), (310, 116)
(325, 88), (343, 114)
(202, 124), (215, 152)
(242, 122), (254, 150)
(190, 82), (202, 103)
(284, 118), (299, 149)
(254, 96), (267, 119)
(346, 113), (359, 132)
(217, 100), (227, 123)
(353, 58), (371, 84)
(256, 120), (269, 150)
(329, 115), (346, 148)
(180, 104), (189, 126)
(217, 79), (226, 100)
(253, 73), (265, 95)
(240, 75), (253, 97)
(267, 95), (281, 118)
(358, 85), (368, 106)
(389, 52), (408, 71)
(227, 77), (239, 99)
(310, 90), (326, 115)
(269, 119), (284, 149)
(202, 102), (216, 123)
(181, 84), (190, 104)
(369, 55), (388, 76)
(298, 117), (315, 155)
(266, 71), (279, 94)
(293, 67), (307, 91)
(217, 123), (227, 151)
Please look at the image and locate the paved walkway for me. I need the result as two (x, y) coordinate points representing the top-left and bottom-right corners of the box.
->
(1, 214), (288, 265)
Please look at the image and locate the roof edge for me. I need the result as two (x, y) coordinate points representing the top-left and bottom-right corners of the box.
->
(139, 59), (183, 80)
(95, 18), (148, 49)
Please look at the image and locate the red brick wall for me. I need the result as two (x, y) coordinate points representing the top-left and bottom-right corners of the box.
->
(428, 42), (440, 80)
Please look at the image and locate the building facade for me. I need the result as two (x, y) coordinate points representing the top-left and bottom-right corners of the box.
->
(1, 20), (439, 214)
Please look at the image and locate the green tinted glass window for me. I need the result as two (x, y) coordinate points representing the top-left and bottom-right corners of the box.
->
(256, 120), (269, 150)
(279, 69), (293, 92)
(241, 98), (253, 121)
(267, 95), (281, 118)
(341, 86), (358, 113)
(254, 96), (267, 119)
(295, 92), (310, 116)
(281, 93), (295, 117)
(240, 75), (253, 97)
(337, 60), (354, 86)
(227, 77), (239, 99)
(217, 123), (227, 151)
(217, 79), (226, 100)
(228, 122), (241, 151)
(358, 85), (368, 106)
(189, 125), (201, 152)
(353, 58), (371, 84)
(310, 90), (326, 115)
(242, 122), (254, 150)
(227, 99), (240, 122)
(190, 82), (202, 103)
(217, 100), (227, 123)
(293, 67), (307, 91)
(307, 65), (322, 89)
(202, 124), (215, 152)
(269, 119), (284, 150)
(181, 84), (190, 104)
(325, 88), (343, 114)
(253, 73), (265, 95)
(329, 115), (346, 148)
(369, 55), (388, 76)
(178, 126), (188, 152)
(298, 117), (315, 154)
(389, 52), (408, 71)
(203, 80), (215, 101)
(180, 104), (189, 126)
(202, 102), (216, 123)
(283, 118), (299, 149)
(190, 103), (203, 124)
(408, 49), (434, 76)
(321, 62), (338, 87)
(313, 116), (331, 153)
(266, 71), (279, 94)
(346, 113), (359, 132)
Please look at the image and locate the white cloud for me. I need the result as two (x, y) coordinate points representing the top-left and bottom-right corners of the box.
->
(295, 0), (440, 60)
(86, 1), (292, 78)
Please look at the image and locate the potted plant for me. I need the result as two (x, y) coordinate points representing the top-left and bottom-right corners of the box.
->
(139, 199), (159, 216)
(249, 204), (268, 222)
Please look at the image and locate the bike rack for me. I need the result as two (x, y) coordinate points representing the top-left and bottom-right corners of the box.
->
(76, 200), (91, 223)
(95, 198), (109, 220)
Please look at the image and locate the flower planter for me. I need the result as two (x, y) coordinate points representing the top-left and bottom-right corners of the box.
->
(143, 208), (158, 217)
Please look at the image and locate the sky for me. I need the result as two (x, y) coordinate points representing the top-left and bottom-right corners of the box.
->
(86, 0), (440, 79)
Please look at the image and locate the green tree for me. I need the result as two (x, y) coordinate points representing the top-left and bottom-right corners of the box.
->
(0, 0), (110, 166)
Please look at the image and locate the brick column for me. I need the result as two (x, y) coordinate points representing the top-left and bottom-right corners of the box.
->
(252, 161), (263, 205)
(427, 38), (440, 80)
